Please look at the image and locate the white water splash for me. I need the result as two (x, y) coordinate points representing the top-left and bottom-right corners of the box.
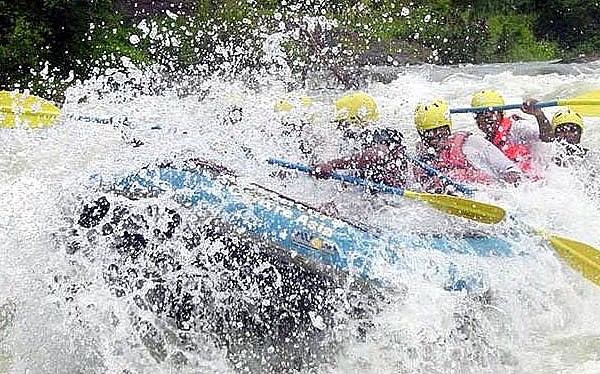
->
(1, 61), (600, 373)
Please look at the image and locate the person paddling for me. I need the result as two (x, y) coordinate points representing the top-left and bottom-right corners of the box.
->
(470, 90), (540, 174)
(415, 98), (521, 193)
(330, 91), (382, 156)
(273, 91), (379, 159)
(470, 91), (592, 169)
(520, 101), (588, 167)
(310, 127), (408, 188)
(548, 108), (588, 166)
(310, 93), (409, 188)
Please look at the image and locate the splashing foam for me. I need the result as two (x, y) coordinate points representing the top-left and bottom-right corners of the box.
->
(3, 7), (600, 373)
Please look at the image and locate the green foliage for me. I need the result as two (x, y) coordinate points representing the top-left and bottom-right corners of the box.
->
(534, 0), (600, 55)
(0, 16), (47, 72)
(484, 14), (558, 62)
(1, 0), (599, 98)
(0, 0), (145, 98)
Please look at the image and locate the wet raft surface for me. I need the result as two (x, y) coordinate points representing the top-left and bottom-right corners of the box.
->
(63, 162), (382, 372)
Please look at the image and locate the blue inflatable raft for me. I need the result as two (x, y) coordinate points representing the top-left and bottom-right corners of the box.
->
(101, 159), (515, 283)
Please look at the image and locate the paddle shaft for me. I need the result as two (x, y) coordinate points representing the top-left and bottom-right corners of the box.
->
(73, 114), (161, 128)
(406, 155), (475, 195)
(450, 101), (560, 114)
(451, 98), (600, 114)
(267, 158), (409, 195)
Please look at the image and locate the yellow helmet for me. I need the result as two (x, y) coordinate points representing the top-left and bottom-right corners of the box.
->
(334, 92), (378, 125)
(414, 99), (452, 131)
(274, 96), (313, 112)
(471, 90), (505, 108)
(298, 96), (313, 107)
(551, 108), (584, 131)
(274, 99), (294, 112)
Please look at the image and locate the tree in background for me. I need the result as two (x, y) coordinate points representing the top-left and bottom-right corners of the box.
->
(0, 0), (143, 99)
(534, 0), (600, 58)
(2, 0), (600, 99)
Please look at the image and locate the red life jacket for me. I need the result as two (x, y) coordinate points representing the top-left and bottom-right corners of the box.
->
(435, 132), (492, 184)
(414, 132), (491, 189)
(492, 116), (533, 173)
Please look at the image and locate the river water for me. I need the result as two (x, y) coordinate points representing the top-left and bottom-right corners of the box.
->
(1, 60), (600, 373)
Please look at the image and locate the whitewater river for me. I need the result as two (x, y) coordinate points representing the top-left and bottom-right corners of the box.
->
(2, 60), (600, 373)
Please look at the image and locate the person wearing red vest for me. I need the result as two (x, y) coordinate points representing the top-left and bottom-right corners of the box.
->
(470, 90), (543, 174)
(472, 91), (588, 170)
(414, 99), (521, 193)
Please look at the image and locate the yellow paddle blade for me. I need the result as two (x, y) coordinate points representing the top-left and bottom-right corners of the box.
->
(403, 190), (506, 224)
(558, 90), (600, 117)
(548, 234), (600, 287)
(0, 90), (60, 128)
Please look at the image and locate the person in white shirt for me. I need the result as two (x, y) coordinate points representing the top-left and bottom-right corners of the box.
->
(414, 98), (521, 193)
